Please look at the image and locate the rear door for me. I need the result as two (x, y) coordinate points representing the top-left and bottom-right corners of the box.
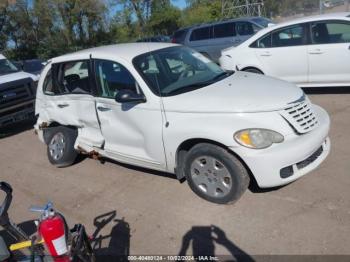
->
(308, 20), (350, 84)
(254, 23), (309, 84)
(41, 60), (104, 148)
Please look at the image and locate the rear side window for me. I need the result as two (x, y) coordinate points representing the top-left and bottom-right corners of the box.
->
(311, 21), (350, 44)
(173, 29), (188, 43)
(271, 24), (305, 47)
(49, 60), (92, 95)
(213, 22), (236, 38)
(190, 26), (212, 41)
(236, 22), (255, 36)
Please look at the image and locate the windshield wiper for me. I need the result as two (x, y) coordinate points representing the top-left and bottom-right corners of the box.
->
(164, 82), (208, 96)
(164, 71), (234, 96)
(209, 70), (234, 82)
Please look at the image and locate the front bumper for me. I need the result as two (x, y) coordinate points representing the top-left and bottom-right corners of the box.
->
(230, 105), (331, 188)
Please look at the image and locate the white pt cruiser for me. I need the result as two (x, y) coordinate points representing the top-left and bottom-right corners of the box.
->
(35, 43), (330, 204)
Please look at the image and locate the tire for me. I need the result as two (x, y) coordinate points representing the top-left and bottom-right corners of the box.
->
(184, 143), (250, 204)
(243, 68), (263, 74)
(46, 126), (78, 167)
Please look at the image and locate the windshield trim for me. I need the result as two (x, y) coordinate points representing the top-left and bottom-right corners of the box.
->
(132, 46), (230, 97)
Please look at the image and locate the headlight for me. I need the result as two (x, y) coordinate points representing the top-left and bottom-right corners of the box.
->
(234, 129), (284, 149)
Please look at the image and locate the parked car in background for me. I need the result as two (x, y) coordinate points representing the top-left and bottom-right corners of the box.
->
(324, 0), (345, 8)
(172, 17), (273, 62)
(219, 12), (350, 87)
(137, 35), (171, 43)
(22, 59), (45, 75)
(35, 43), (330, 204)
(0, 54), (38, 127)
(12, 59), (45, 76)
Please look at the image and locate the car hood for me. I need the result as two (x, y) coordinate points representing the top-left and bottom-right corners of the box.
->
(162, 71), (304, 113)
(0, 71), (38, 83)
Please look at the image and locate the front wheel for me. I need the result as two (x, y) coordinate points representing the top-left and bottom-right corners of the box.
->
(184, 143), (250, 204)
(46, 126), (78, 167)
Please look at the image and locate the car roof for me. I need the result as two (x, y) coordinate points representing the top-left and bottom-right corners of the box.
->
(51, 43), (178, 64)
(248, 12), (350, 42)
(175, 16), (269, 32)
(272, 12), (350, 28)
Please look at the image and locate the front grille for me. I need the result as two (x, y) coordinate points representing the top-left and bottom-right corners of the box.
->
(0, 83), (32, 111)
(0, 102), (34, 118)
(280, 99), (319, 134)
(280, 143), (325, 179)
(296, 146), (323, 169)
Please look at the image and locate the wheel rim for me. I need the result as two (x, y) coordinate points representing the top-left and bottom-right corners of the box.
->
(49, 132), (66, 160)
(190, 156), (232, 198)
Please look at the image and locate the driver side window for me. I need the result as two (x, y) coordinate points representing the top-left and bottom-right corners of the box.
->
(94, 59), (139, 99)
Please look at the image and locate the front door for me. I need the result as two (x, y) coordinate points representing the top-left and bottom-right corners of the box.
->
(254, 23), (309, 84)
(92, 59), (166, 170)
(308, 20), (350, 84)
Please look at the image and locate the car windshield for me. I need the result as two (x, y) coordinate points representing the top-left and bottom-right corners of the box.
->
(252, 17), (273, 27)
(0, 59), (20, 76)
(133, 46), (232, 96)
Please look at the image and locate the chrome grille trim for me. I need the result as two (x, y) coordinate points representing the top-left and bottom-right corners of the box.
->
(280, 99), (319, 134)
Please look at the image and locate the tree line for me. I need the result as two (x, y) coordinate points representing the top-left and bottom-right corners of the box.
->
(0, 0), (321, 60)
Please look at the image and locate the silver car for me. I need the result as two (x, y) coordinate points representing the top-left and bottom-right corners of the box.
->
(172, 17), (272, 62)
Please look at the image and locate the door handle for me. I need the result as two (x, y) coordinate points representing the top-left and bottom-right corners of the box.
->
(308, 49), (323, 54)
(260, 51), (271, 57)
(57, 103), (69, 108)
(97, 106), (111, 112)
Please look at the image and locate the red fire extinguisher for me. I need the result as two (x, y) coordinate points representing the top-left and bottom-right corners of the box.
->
(38, 207), (70, 262)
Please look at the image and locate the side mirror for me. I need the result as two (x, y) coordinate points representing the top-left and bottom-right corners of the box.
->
(115, 89), (146, 104)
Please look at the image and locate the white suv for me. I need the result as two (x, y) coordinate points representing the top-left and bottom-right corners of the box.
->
(35, 43), (330, 204)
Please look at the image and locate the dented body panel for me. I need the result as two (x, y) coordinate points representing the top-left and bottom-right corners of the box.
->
(35, 62), (104, 150)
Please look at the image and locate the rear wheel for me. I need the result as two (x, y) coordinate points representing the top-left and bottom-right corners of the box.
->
(47, 126), (78, 167)
(184, 143), (250, 204)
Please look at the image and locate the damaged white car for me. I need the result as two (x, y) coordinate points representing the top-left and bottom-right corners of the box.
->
(35, 43), (330, 204)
